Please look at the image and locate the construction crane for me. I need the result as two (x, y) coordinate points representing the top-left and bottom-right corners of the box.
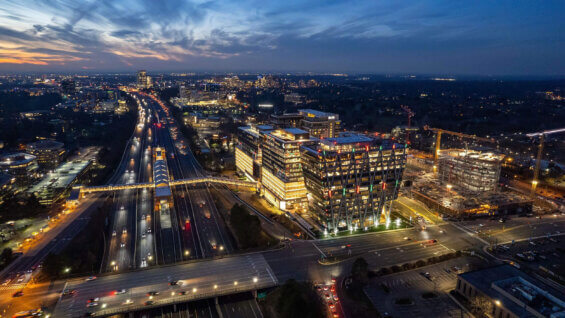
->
(526, 127), (565, 197)
(401, 105), (415, 145)
(423, 126), (496, 171)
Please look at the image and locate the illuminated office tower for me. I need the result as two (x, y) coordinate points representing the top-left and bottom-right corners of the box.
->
(301, 133), (407, 231)
(260, 128), (313, 212)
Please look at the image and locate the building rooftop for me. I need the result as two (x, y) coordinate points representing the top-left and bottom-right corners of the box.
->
(153, 148), (171, 198)
(28, 160), (91, 193)
(269, 128), (310, 142)
(238, 125), (274, 138)
(460, 265), (565, 317)
(27, 139), (64, 151)
(302, 132), (404, 154)
(441, 149), (505, 163)
(0, 153), (37, 167)
(299, 109), (338, 119)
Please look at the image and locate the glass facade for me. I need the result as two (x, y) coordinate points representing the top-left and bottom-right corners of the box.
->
(301, 133), (407, 231)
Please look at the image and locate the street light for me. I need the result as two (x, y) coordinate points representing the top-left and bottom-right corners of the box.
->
(192, 287), (197, 293)
(64, 267), (71, 273)
(253, 277), (258, 283)
(213, 284), (218, 289)
(234, 281), (238, 286)
(495, 300), (501, 306)
(184, 250), (190, 256)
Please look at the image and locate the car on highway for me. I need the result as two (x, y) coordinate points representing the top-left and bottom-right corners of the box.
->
(142, 232), (146, 238)
(403, 236), (411, 240)
(169, 280), (182, 286)
(62, 289), (76, 296)
(120, 242), (125, 248)
(86, 302), (98, 308)
(122, 299), (133, 305)
(85, 276), (97, 281)
(112, 230), (116, 236)
(122, 227), (127, 235)
(115, 289), (127, 295)
(147, 291), (159, 296)
(12, 290), (24, 297)
(144, 300), (154, 306)
(87, 297), (99, 303)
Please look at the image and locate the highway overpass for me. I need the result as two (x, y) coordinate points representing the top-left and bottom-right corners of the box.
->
(53, 253), (277, 317)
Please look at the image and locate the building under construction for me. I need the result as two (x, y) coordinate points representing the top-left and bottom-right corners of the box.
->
(438, 149), (504, 193)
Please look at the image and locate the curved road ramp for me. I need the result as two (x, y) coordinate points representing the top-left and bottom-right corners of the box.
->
(54, 254), (277, 317)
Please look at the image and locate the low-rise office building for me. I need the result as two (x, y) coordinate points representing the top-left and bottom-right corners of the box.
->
(456, 265), (565, 318)
(26, 140), (66, 170)
(0, 153), (39, 185)
(298, 109), (340, 139)
(301, 132), (407, 231)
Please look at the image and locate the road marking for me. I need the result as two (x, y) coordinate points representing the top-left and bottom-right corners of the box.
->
(311, 241), (327, 258)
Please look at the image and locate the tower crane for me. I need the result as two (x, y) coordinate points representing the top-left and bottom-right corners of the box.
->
(526, 127), (565, 197)
(423, 126), (496, 171)
(401, 105), (415, 144)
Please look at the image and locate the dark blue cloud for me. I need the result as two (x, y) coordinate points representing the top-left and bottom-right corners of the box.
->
(0, 0), (563, 75)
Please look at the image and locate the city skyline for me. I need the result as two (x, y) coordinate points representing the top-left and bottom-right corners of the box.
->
(1, 0), (564, 76)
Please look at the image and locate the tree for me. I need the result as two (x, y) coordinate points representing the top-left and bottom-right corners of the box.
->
(470, 294), (494, 317)
(0, 248), (13, 267)
(275, 279), (325, 318)
(229, 204), (262, 248)
(351, 257), (369, 285)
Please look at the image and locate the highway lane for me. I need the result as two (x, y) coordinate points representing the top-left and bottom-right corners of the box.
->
(152, 98), (234, 259)
(104, 102), (150, 272)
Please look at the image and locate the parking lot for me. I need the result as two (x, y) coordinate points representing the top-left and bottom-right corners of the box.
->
(364, 256), (484, 318)
(493, 236), (565, 275)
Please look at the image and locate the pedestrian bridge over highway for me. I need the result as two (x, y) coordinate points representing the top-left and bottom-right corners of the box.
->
(69, 176), (257, 201)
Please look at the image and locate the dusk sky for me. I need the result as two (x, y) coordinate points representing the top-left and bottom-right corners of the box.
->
(0, 0), (563, 75)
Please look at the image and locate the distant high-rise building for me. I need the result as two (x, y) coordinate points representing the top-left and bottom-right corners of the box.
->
(179, 85), (190, 99)
(298, 109), (340, 139)
(137, 70), (152, 89)
(301, 133), (407, 231)
(60, 79), (76, 95)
